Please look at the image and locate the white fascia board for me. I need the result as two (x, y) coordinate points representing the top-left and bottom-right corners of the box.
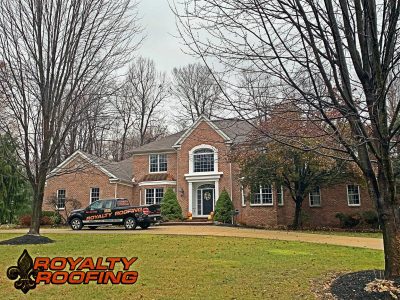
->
(138, 180), (177, 187)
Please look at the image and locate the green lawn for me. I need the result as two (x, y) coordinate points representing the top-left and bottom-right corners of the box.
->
(0, 233), (383, 299)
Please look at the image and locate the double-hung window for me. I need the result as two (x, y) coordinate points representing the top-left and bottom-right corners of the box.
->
(146, 188), (164, 205)
(347, 185), (360, 206)
(56, 189), (66, 209)
(251, 185), (273, 206)
(90, 187), (100, 203)
(149, 154), (167, 172)
(309, 186), (321, 207)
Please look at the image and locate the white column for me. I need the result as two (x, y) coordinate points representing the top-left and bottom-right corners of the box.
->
(215, 179), (219, 207)
(188, 182), (193, 214)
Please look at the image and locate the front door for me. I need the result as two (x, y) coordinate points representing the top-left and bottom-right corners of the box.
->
(197, 184), (215, 216)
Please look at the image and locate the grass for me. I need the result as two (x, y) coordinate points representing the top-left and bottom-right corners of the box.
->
(0, 233), (383, 299)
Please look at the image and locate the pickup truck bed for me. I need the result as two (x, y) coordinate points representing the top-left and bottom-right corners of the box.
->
(67, 198), (161, 230)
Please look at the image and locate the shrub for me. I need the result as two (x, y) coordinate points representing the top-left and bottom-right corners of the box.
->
(51, 214), (63, 225)
(40, 216), (53, 225)
(19, 215), (32, 227)
(335, 212), (361, 228)
(214, 189), (234, 224)
(161, 188), (183, 221)
(18, 214), (55, 226)
(362, 211), (380, 228)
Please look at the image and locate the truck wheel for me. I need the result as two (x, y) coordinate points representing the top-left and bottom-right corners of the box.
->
(70, 218), (83, 230)
(140, 222), (150, 229)
(124, 217), (137, 230)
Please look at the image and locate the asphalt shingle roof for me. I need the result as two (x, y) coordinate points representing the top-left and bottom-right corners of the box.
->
(130, 119), (254, 153)
(83, 152), (133, 182)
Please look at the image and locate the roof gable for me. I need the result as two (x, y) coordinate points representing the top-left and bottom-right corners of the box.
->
(173, 116), (232, 148)
(48, 150), (133, 183)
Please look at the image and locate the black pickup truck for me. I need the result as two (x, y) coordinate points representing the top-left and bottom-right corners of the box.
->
(67, 198), (161, 230)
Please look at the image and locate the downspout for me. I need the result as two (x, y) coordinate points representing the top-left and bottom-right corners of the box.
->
(114, 183), (118, 198)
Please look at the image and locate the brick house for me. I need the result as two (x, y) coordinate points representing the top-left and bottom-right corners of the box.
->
(44, 116), (375, 227)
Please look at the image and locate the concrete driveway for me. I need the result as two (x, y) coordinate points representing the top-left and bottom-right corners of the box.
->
(0, 225), (384, 250)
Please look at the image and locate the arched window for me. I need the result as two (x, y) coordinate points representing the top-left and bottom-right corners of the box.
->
(193, 148), (215, 172)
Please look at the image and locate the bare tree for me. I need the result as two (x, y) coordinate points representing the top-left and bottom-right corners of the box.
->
(174, 1), (400, 277)
(0, 0), (142, 235)
(119, 57), (169, 148)
(172, 63), (222, 126)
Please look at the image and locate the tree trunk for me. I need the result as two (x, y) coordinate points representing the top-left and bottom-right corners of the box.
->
(28, 178), (45, 235)
(380, 204), (400, 278)
(292, 199), (303, 230)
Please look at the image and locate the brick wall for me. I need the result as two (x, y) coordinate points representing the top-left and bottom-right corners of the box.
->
(175, 120), (236, 215)
(43, 159), (133, 218)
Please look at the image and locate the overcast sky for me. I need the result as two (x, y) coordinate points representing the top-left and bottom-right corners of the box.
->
(137, 0), (197, 73)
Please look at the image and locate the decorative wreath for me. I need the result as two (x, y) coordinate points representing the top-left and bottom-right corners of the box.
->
(204, 192), (212, 201)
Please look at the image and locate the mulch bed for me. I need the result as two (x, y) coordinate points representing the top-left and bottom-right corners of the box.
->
(0, 234), (54, 245)
(330, 270), (400, 299)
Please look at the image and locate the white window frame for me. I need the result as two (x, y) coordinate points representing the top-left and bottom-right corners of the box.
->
(188, 144), (218, 174)
(145, 188), (164, 205)
(149, 154), (168, 173)
(241, 185), (246, 206)
(347, 185), (361, 206)
(56, 189), (66, 210)
(309, 186), (321, 207)
(250, 185), (274, 206)
(277, 185), (284, 206)
(90, 187), (100, 203)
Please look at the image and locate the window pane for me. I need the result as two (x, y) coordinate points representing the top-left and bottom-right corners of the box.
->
(251, 185), (273, 205)
(91, 188), (100, 203)
(146, 189), (154, 205)
(155, 188), (164, 204)
(159, 154), (167, 172)
(57, 189), (65, 209)
(194, 150), (214, 172)
(150, 154), (168, 172)
(309, 186), (321, 206)
(347, 185), (360, 205)
(89, 201), (102, 210)
(150, 155), (158, 172)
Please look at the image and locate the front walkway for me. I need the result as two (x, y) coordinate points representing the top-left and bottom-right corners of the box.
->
(0, 225), (383, 250)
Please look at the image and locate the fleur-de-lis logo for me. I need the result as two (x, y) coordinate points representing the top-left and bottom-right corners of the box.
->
(7, 249), (40, 294)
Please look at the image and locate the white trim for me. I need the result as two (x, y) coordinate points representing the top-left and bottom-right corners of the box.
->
(148, 153), (168, 173)
(347, 184), (361, 206)
(109, 179), (133, 187)
(250, 185), (274, 206)
(277, 185), (284, 206)
(145, 187), (164, 205)
(188, 182), (193, 214)
(48, 150), (118, 180)
(138, 180), (177, 187)
(241, 184), (246, 207)
(56, 189), (66, 210)
(184, 172), (223, 182)
(194, 183), (216, 217)
(309, 186), (321, 207)
(188, 144), (219, 173)
(173, 116), (232, 147)
(90, 187), (100, 204)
